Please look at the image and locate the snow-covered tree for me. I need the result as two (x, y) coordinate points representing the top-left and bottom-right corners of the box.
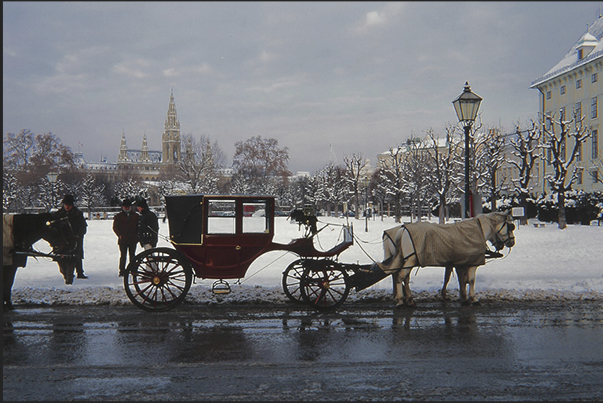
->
(378, 146), (408, 223)
(423, 126), (463, 224)
(508, 122), (541, 224)
(178, 134), (222, 194)
(342, 153), (368, 219)
(78, 174), (107, 219)
(541, 109), (591, 229)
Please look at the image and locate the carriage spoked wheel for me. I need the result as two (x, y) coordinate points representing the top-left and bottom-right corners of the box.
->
(124, 247), (193, 312)
(282, 259), (306, 303)
(299, 259), (350, 311)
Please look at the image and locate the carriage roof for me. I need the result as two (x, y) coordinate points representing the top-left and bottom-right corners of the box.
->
(164, 194), (275, 244)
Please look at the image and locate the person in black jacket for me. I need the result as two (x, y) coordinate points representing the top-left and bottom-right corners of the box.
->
(55, 194), (88, 282)
(113, 198), (139, 276)
(135, 196), (158, 250)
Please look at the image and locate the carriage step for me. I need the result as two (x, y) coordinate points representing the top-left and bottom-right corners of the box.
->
(211, 279), (231, 294)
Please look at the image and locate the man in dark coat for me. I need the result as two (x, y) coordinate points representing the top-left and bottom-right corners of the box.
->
(135, 197), (158, 250)
(55, 194), (88, 281)
(113, 198), (139, 276)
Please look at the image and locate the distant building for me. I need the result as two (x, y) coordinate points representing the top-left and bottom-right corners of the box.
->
(78, 89), (182, 182)
(530, 15), (603, 193)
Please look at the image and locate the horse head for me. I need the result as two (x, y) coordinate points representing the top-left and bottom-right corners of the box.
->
(288, 209), (318, 236)
(489, 212), (516, 251)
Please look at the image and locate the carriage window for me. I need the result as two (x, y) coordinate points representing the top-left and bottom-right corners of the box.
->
(243, 201), (270, 233)
(207, 200), (236, 234)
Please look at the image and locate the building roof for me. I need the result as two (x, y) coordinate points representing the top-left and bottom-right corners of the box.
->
(530, 16), (603, 88)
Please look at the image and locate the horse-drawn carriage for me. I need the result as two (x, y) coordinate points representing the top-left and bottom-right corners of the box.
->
(122, 194), (516, 312)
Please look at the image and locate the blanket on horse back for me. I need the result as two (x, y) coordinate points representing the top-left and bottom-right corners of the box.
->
(382, 218), (486, 270)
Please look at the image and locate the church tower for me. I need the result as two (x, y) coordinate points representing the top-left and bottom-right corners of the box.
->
(118, 132), (128, 162)
(162, 88), (181, 164)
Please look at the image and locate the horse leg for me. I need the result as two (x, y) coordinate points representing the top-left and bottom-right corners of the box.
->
(392, 271), (404, 306)
(402, 270), (416, 308)
(441, 265), (453, 301)
(467, 266), (480, 306)
(3, 264), (18, 311)
(455, 266), (470, 305)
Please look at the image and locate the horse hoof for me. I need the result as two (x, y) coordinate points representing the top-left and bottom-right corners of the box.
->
(65, 276), (74, 285)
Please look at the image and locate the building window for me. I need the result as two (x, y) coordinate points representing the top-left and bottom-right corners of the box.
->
(592, 73), (598, 83)
(546, 91), (552, 100)
(560, 85), (566, 95)
(577, 170), (583, 185)
(575, 101), (582, 118)
(591, 97), (598, 119)
(592, 170), (599, 184)
(593, 129), (599, 159)
(578, 49), (584, 60)
(576, 79), (582, 89)
(576, 142), (582, 161)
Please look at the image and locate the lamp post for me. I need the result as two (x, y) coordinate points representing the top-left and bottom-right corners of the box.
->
(452, 81), (482, 219)
(46, 171), (59, 208)
(363, 176), (369, 232)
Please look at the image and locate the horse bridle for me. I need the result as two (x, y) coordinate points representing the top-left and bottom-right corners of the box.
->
(492, 217), (515, 251)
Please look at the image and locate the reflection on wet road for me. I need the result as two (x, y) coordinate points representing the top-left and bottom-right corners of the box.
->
(4, 301), (603, 400)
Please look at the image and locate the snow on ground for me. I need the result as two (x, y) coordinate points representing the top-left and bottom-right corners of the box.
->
(9, 215), (603, 307)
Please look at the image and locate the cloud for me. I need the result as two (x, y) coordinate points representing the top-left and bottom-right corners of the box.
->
(354, 2), (406, 34)
(113, 59), (152, 79)
(162, 63), (212, 77)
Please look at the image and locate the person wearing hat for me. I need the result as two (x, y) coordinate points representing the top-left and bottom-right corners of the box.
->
(135, 196), (158, 250)
(55, 194), (88, 282)
(112, 198), (139, 277)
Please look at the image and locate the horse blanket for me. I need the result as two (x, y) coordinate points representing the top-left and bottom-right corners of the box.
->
(382, 218), (487, 271)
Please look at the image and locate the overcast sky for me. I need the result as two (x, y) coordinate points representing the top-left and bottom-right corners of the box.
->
(3, 2), (602, 173)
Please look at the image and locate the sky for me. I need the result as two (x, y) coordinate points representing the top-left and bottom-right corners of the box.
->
(3, 2), (603, 173)
(8, 216), (602, 308)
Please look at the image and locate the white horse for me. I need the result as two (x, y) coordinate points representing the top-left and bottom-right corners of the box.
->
(379, 212), (516, 307)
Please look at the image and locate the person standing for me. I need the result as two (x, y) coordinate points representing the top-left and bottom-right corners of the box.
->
(135, 196), (158, 250)
(55, 194), (88, 281)
(113, 198), (139, 277)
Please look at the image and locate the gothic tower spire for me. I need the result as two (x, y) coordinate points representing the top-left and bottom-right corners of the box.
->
(162, 87), (181, 164)
(118, 131), (128, 162)
(140, 133), (150, 162)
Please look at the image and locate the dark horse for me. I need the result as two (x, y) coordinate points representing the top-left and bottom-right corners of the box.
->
(288, 209), (319, 236)
(3, 213), (78, 311)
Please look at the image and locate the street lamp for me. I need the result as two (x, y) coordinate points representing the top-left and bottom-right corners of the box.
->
(46, 171), (59, 208)
(452, 81), (482, 219)
(363, 175), (370, 232)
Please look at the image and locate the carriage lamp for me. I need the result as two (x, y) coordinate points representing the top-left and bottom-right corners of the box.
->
(452, 81), (482, 219)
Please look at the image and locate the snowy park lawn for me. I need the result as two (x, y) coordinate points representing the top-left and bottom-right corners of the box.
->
(10, 215), (603, 307)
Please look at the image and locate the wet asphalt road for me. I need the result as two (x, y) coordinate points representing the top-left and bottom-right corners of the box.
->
(3, 300), (603, 401)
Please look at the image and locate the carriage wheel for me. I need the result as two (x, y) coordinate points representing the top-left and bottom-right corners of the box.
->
(300, 260), (350, 311)
(282, 259), (306, 303)
(124, 247), (192, 312)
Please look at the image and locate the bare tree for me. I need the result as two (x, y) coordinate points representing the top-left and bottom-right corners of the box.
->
(424, 126), (463, 224)
(508, 122), (541, 225)
(402, 137), (432, 222)
(542, 110), (591, 229)
(342, 153), (368, 219)
(178, 134), (223, 194)
(378, 146), (407, 223)
(232, 136), (291, 194)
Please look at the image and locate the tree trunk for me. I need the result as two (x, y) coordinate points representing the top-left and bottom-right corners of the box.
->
(438, 194), (446, 224)
(519, 193), (529, 226)
(557, 191), (567, 229)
